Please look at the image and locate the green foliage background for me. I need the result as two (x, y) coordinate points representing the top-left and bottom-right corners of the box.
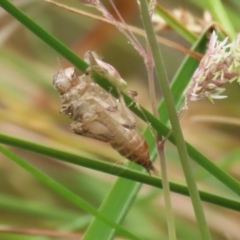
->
(0, 0), (240, 239)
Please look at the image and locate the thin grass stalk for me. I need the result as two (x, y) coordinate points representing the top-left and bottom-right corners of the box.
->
(0, 145), (141, 240)
(0, 226), (80, 239)
(132, 0), (176, 237)
(1, 0), (240, 201)
(1, 132), (240, 212)
(157, 139), (176, 240)
(145, 36), (176, 240)
(138, 0), (211, 239)
(45, 0), (202, 59)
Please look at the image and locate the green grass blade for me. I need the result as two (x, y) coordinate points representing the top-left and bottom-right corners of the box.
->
(126, 102), (240, 197)
(82, 178), (142, 240)
(204, 0), (235, 39)
(82, 27), (208, 240)
(155, 3), (197, 43)
(1, 1), (240, 198)
(0, 0), (88, 72)
(1, 0), (240, 233)
(0, 193), (78, 221)
(0, 133), (240, 212)
(158, 31), (208, 123)
(195, 149), (240, 180)
(139, 1), (211, 239)
(0, 145), (142, 240)
(189, 0), (240, 31)
(81, 126), (156, 239)
(0, 132), (146, 178)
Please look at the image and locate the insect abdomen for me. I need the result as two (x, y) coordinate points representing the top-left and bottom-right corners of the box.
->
(112, 133), (157, 174)
(99, 112), (157, 174)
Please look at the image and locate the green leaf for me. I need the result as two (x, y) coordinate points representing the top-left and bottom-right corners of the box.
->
(139, 1), (210, 239)
(0, 193), (78, 221)
(207, 0), (235, 38)
(82, 21), (209, 240)
(1, 1), (240, 239)
(155, 3), (197, 43)
(158, 29), (208, 124)
(0, 0), (240, 200)
(0, 145), (141, 240)
(0, 133), (240, 213)
(190, 0), (235, 39)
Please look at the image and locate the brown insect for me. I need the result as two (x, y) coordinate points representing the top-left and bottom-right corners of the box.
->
(53, 53), (157, 174)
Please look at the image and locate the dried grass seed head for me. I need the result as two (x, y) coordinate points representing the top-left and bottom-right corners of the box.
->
(79, 0), (148, 60)
(187, 31), (240, 103)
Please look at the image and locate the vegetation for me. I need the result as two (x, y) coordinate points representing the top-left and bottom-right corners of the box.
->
(0, 0), (240, 239)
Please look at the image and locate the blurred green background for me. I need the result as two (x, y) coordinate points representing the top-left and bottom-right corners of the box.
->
(1, 0), (240, 239)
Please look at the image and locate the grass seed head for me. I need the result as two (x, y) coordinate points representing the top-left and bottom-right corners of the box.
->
(187, 31), (240, 103)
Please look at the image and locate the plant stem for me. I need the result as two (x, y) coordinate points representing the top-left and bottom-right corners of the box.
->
(145, 42), (176, 239)
(1, 133), (240, 212)
(0, 145), (141, 240)
(138, 1), (211, 239)
(2, 0), (240, 201)
(157, 139), (176, 240)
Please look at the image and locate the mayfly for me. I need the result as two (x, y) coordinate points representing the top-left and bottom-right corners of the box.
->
(53, 52), (157, 174)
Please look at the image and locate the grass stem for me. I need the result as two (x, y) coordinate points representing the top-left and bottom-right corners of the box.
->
(138, 1), (211, 239)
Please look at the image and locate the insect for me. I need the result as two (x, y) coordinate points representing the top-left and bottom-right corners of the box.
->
(53, 53), (157, 174)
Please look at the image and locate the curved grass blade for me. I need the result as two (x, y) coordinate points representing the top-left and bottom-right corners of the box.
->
(0, 133), (240, 212)
(0, 145), (142, 240)
(155, 3), (197, 43)
(1, 0), (240, 207)
(0, 193), (78, 221)
(83, 176), (142, 240)
(158, 28), (208, 124)
(82, 29), (208, 240)
(139, 1), (210, 239)
(190, 0), (236, 38)
(204, 0), (235, 39)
